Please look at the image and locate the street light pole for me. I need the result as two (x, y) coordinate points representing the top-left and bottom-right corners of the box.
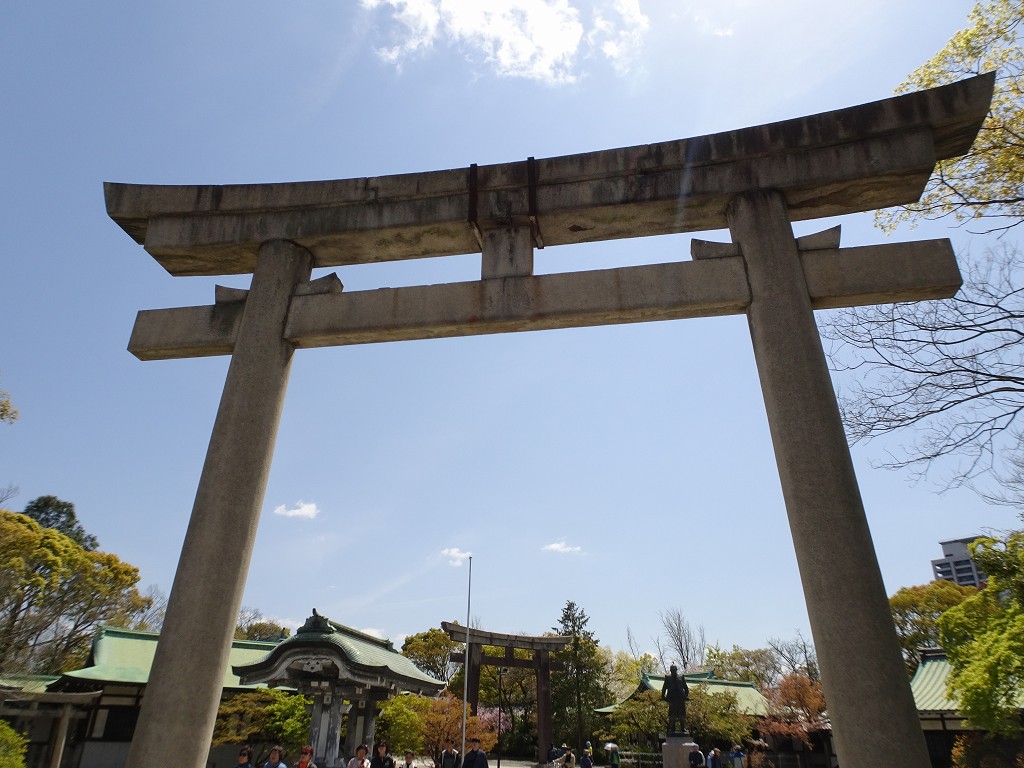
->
(497, 667), (507, 768)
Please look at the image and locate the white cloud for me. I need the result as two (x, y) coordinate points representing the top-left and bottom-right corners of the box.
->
(361, 0), (650, 84)
(272, 501), (320, 519)
(588, 0), (650, 76)
(360, 626), (387, 639)
(543, 540), (583, 554)
(441, 546), (472, 565)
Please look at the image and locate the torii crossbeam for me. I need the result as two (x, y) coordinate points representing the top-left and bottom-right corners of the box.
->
(108, 73), (994, 768)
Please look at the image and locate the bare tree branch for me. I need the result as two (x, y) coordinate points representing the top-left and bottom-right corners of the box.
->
(657, 608), (706, 671)
(822, 244), (1024, 493)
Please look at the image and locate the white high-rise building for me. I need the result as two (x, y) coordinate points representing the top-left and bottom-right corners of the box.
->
(931, 537), (986, 587)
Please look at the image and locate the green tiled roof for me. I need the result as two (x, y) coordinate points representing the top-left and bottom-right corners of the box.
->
(909, 650), (960, 714)
(234, 615), (444, 693)
(54, 627), (277, 688)
(0, 674), (59, 693)
(595, 671), (769, 716)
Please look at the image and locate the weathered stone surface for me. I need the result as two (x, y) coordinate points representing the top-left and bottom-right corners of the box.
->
(124, 241), (313, 768)
(105, 74), (992, 276)
(729, 191), (931, 768)
(127, 239), (960, 360)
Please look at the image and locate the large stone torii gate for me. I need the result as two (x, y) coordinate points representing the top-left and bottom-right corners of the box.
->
(106, 74), (993, 768)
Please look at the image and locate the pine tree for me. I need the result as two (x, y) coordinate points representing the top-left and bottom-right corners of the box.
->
(551, 601), (612, 751)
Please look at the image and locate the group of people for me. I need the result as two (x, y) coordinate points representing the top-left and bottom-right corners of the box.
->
(235, 736), (492, 768)
(548, 741), (597, 768)
(237, 744), (318, 768)
(688, 744), (745, 768)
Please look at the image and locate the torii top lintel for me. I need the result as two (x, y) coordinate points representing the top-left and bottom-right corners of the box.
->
(441, 621), (572, 652)
(105, 74), (993, 278)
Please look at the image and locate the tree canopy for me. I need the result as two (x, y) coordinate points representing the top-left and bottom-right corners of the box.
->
(939, 532), (1024, 736)
(551, 601), (613, 750)
(889, 580), (978, 674)
(22, 495), (98, 551)
(0, 720), (28, 768)
(213, 688), (311, 763)
(0, 511), (149, 673)
(375, 693), (496, 766)
(235, 606), (291, 641)
(705, 645), (782, 691)
(823, 1), (1024, 492)
(757, 671), (828, 749)
(401, 627), (460, 684)
(877, 0), (1024, 233)
(0, 378), (16, 426)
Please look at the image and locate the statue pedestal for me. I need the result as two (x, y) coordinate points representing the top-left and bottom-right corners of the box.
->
(662, 735), (698, 768)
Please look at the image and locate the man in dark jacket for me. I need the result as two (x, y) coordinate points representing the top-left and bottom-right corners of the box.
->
(462, 738), (488, 768)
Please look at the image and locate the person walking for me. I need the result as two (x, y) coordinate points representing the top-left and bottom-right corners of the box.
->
(706, 748), (722, 768)
(463, 738), (489, 768)
(263, 746), (287, 768)
(728, 746), (744, 768)
(371, 742), (396, 768)
(441, 740), (461, 768)
(349, 745), (371, 768)
(687, 745), (704, 768)
(238, 746), (254, 768)
(296, 745), (318, 768)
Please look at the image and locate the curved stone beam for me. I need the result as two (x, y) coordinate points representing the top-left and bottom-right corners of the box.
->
(105, 74), (993, 277)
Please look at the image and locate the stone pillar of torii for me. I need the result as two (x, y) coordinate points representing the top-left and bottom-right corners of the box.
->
(104, 73), (994, 768)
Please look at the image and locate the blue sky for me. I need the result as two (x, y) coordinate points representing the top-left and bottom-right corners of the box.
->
(3, 0), (1020, 660)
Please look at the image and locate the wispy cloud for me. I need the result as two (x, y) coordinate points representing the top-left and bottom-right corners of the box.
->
(272, 501), (320, 519)
(441, 547), (472, 565)
(543, 540), (583, 554)
(361, 0), (650, 84)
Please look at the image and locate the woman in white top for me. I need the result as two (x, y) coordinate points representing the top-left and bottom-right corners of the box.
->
(348, 744), (371, 768)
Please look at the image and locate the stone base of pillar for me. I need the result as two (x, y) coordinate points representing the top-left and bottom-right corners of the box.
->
(662, 735), (698, 768)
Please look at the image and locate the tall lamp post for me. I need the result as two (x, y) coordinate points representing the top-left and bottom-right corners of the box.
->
(496, 667), (507, 768)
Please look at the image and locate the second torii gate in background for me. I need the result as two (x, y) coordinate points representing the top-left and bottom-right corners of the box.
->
(442, 621), (571, 762)
(106, 73), (994, 768)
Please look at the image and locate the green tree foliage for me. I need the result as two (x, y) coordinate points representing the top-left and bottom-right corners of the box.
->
(235, 606), (291, 641)
(377, 694), (431, 754)
(939, 532), (1024, 736)
(823, 1), (1024, 487)
(0, 380), (16, 426)
(551, 601), (613, 750)
(377, 694), (496, 765)
(757, 671), (828, 749)
(605, 689), (665, 750)
(477, 652), (537, 757)
(22, 495), (98, 551)
(602, 687), (752, 750)
(889, 580), (978, 674)
(705, 645), (782, 691)
(0, 720), (28, 768)
(877, 0), (1024, 233)
(606, 647), (660, 701)
(213, 689), (311, 763)
(685, 687), (751, 749)
(824, 2), (1024, 491)
(421, 694), (497, 762)
(950, 731), (1024, 767)
(402, 627), (460, 684)
(0, 511), (149, 674)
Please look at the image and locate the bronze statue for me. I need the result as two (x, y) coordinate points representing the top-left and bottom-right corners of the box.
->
(661, 664), (689, 735)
